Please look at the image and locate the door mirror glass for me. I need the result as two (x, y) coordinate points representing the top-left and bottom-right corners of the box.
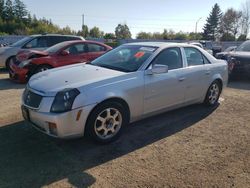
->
(61, 50), (70, 56)
(149, 64), (168, 74)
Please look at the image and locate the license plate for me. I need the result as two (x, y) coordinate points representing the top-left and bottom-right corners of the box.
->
(22, 106), (30, 121)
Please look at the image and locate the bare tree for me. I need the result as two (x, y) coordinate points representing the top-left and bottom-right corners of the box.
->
(240, 1), (250, 36)
(220, 8), (242, 38)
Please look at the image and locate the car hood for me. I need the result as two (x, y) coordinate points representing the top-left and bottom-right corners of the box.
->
(28, 64), (126, 96)
(229, 51), (250, 58)
(17, 50), (49, 61)
(0, 46), (12, 54)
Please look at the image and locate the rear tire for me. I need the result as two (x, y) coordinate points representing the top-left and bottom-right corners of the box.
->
(85, 101), (128, 143)
(204, 80), (222, 106)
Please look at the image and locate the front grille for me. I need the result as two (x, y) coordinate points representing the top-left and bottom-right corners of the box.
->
(23, 88), (43, 109)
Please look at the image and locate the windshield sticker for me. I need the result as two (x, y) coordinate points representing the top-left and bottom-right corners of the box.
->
(134, 51), (145, 58)
(139, 47), (156, 52)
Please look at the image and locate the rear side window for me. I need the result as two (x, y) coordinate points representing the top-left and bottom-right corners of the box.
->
(87, 43), (106, 52)
(152, 47), (183, 70)
(184, 47), (204, 66)
(47, 36), (81, 47)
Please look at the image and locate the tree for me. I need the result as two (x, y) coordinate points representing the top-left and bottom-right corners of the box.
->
(237, 34), (247, 41)
(89, 26), (102, 38)
(203, 3), (222, 40)
(3, 0), (14, 21)
(0, 0), (4, 19)
(13, 0), (28, 20)
(115, 24), (131, 39)
(103, 32), (116, 39)
(136, 31), (152, 39)
(174, 31), (188, 40)
(220, 33), (235, 41)
(79, 24), (88, 38)
(220, 8), (242, 39)
(240, 1), (250, 37)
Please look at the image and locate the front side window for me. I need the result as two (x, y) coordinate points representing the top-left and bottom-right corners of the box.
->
(91, 45), (157, 72)
(152, 47), (183, 70)
(24, 37), (48, 49)
(184, 47), (204, 66)
(65, 44), (87, 55)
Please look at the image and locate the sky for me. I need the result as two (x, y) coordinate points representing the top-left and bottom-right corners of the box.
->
(21, 0), (243, 38)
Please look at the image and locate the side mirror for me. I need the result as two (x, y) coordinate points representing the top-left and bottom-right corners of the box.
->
(146, 64), (168, 75)
(61, 50), (70, 56)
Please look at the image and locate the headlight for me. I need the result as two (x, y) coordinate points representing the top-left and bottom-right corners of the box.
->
(50, 88), (80, 113)
(18, 59), (31, 68)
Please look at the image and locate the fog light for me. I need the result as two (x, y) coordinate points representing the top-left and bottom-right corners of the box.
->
(48, 122), (57, 135)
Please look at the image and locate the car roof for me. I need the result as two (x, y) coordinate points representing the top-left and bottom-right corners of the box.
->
(123, 42), (197, 48)
(30, 34), (83, 38)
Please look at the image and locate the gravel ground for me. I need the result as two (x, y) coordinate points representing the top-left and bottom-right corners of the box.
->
(0, 69), (249, 188)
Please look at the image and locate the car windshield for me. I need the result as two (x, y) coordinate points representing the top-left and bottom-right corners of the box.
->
(45, 42), (68, 54)
(9, 36), (33, 47)
(236, 41), (250, 52)
(91, 45), (157, 72)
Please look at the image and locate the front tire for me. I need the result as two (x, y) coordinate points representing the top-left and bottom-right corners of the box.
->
(204, 80), (222, 106)
(6, 56), (16, 70)
(86, 101), (128, 143)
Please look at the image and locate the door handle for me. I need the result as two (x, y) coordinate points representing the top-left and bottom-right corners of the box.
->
(178, 77), (186, 82)
(205, 71), (211, 75)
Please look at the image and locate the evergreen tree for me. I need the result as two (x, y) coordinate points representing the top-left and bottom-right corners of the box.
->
(13, 0), (28, 20)
(203, 3), (222, 40)
(3, 0), (14, 21)
(0, 0), (4, 19)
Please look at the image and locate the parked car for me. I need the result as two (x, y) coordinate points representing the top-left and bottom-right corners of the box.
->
(21, 42), (228, 143)
(200, 40), (222, 56)
(189, 42), (213, 55)
(216, 40), (250, 78)
(9, 40), (112, 83)
(0, 34), (84, 69)
(215, 46), (237, 59)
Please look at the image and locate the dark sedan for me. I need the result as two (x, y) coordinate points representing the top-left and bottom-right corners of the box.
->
(216, 41), (250, 79)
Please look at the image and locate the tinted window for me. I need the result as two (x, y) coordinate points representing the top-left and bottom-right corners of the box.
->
(65, 43), (87, 55)
(47, 36), (81, 47)
(10, 37), (33, 47)
(153, 47), (183, 70)
(184, 48), (204, 66)
(24, 37), (48, 48)
(88, 43), (106, 52)
(236, 41), (250, 52)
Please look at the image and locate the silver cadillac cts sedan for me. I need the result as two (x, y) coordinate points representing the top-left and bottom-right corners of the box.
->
(21, 42), (228, 143)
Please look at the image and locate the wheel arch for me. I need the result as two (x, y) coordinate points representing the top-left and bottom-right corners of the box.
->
(5, 55), (16, 67)
(84, 97), (131, 134)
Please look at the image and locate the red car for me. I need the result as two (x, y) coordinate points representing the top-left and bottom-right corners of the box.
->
(9, 40), (112, 83)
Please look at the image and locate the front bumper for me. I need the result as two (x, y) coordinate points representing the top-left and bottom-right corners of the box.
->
(22, 104), (95, 139)
(9, 62), (29, 83)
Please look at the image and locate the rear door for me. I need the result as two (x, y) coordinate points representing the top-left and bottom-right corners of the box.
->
(182, 47), (211, 103)
(86, 43), (107, 61)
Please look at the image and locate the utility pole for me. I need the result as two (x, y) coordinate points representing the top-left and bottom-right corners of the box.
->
(195, 17), (202, 34)
(82, 14), (85, 28)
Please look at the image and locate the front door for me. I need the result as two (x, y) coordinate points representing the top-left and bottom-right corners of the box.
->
(144, 47), (185, 114)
